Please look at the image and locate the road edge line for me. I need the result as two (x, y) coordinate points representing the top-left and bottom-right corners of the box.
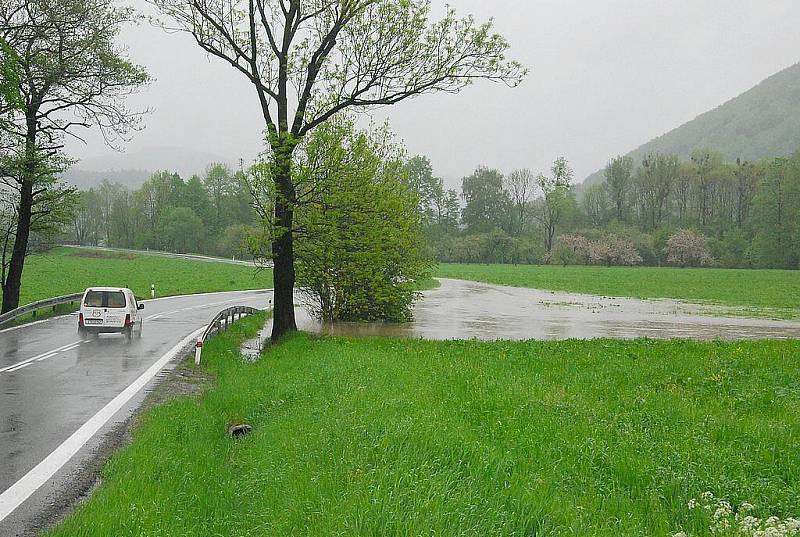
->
(0, 327), (205, 523)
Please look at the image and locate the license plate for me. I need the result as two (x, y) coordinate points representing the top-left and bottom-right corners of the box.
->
(84, 319), (103, 325)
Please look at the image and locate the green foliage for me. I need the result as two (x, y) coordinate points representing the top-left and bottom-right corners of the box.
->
(750, 156), (800, 269)
(158, 206), (204, 253)
(250, 118), (432, 322)
(70, 165), (257, 257)
(46, 333), (800, 536)
(405, 155), (460, 234)
(0, 37), (22, 119)
(461, 166), (511, 233)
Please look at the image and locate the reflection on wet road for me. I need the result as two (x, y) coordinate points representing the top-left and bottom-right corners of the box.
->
(299, 278), (800, 341)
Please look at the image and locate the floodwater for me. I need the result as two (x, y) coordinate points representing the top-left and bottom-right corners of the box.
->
(295, 278), (800, 341)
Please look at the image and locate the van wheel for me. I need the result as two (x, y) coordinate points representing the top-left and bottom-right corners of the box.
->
(125, 327), (133, 341)
(136, 321), (143, 338)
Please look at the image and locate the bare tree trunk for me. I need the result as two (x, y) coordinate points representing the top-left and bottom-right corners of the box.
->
(1, 121), (36, 314)
(270, 145), (298, 341)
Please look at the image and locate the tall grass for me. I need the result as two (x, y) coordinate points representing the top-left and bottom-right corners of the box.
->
(48, 333), (800, 536)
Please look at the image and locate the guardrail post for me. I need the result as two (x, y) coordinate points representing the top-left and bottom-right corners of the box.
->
(195, 338), (203, 365)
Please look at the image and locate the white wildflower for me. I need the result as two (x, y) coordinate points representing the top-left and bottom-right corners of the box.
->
(702, 491), (715, 500)
(673, 532), (688, 537)
(740, 516), (761, 532)
(740, 502), (755, 513)
(688, 498), (698, 510)
(714, 501), (733, 521)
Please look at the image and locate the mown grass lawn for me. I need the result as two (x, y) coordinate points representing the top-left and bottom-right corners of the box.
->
(48, 321), (800, 536)
(436, 263), (800, 314)
(1, 247), (272, 306)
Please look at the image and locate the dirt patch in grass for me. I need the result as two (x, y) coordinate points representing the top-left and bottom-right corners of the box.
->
(68, 250), (137, 261)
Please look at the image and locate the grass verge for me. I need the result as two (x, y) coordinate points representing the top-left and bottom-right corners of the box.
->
(436, 263), (800, 316)
(48, 334), (800, 536)
(414, 277), (441, 291)
(1, 246), (273, 307)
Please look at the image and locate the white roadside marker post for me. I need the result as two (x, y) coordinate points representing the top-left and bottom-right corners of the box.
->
(195, 338), (203, 366)
(151, 284), (155, 299)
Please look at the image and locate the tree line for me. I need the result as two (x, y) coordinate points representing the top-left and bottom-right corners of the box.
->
(412, 148), (800, 270)
(69, 165), (256, 259)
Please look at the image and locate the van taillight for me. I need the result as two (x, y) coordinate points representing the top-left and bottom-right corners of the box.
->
(79, 313), (84, 326)
(124, 314), (132, 326)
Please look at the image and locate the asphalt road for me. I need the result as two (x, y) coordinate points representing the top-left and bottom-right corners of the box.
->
(0, 289), (272, 535)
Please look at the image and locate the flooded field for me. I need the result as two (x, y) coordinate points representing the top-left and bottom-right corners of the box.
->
(292, 278), (800, 341)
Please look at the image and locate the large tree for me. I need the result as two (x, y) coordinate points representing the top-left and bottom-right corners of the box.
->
(604, 155), (633, 222)
(461, 167), (510, 233)
(506, 168), (534, 234)
(0, 0), (148, 313)
(534, 157), (574, 254)
(150, 0), (525, 340)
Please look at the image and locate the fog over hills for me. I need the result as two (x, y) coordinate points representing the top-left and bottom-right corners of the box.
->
(62, 146), (236, 189)
(583, 62), (800, 186)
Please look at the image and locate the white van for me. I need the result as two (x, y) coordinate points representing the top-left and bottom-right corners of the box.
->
(78, 287), (144, 339)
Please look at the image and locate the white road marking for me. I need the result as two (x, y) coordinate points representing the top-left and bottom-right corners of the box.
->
(0, 341), (82, 374)
(6, 363), (32, 372)
(0, 326), (206, 523)
(35, 352), (58, 362)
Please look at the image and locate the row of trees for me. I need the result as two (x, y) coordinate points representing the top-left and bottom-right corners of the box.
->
(0, 0), (148, 313)
(70, 165), (256, 258)
(413, 148), (800, 269)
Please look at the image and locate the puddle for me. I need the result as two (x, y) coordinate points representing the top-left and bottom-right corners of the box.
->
(292, 279), (800, 341)
(240, 325), (269, 361)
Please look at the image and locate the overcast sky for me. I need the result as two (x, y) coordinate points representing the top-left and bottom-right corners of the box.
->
(66, 0), (800, 184)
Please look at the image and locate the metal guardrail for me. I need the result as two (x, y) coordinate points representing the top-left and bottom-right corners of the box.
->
(67, 245), (274, 268)
(0, 293), (84, 328)
(194, 305), (262, 365)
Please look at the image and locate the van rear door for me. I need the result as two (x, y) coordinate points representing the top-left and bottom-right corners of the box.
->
(83, 290), (128, 328)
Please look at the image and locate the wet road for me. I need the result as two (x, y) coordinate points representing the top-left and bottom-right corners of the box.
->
(301, 278), (800, 340)
(0, 289), (272, 533)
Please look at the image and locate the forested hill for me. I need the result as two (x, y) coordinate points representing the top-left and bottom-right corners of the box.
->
(584, 61), (800, 185)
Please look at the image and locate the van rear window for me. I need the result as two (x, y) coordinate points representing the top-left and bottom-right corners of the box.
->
(84, 291), (127, 308)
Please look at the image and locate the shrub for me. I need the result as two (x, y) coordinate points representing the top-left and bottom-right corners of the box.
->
(666, 229), (716, 267)
(588, 234), (643, 266)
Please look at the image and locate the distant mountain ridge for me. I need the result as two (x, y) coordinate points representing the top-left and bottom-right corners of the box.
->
(584, 61), (800, 185)
(62, 168), (153, 190)
(62, 146), (239, 189)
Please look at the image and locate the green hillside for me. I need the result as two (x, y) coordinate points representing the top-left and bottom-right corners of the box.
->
(584, 61), (800, 185)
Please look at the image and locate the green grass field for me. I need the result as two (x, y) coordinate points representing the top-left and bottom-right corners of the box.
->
(1, 247), (272, 307)
(48, 323), (800, 537)
(436, 263), (800, 314)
